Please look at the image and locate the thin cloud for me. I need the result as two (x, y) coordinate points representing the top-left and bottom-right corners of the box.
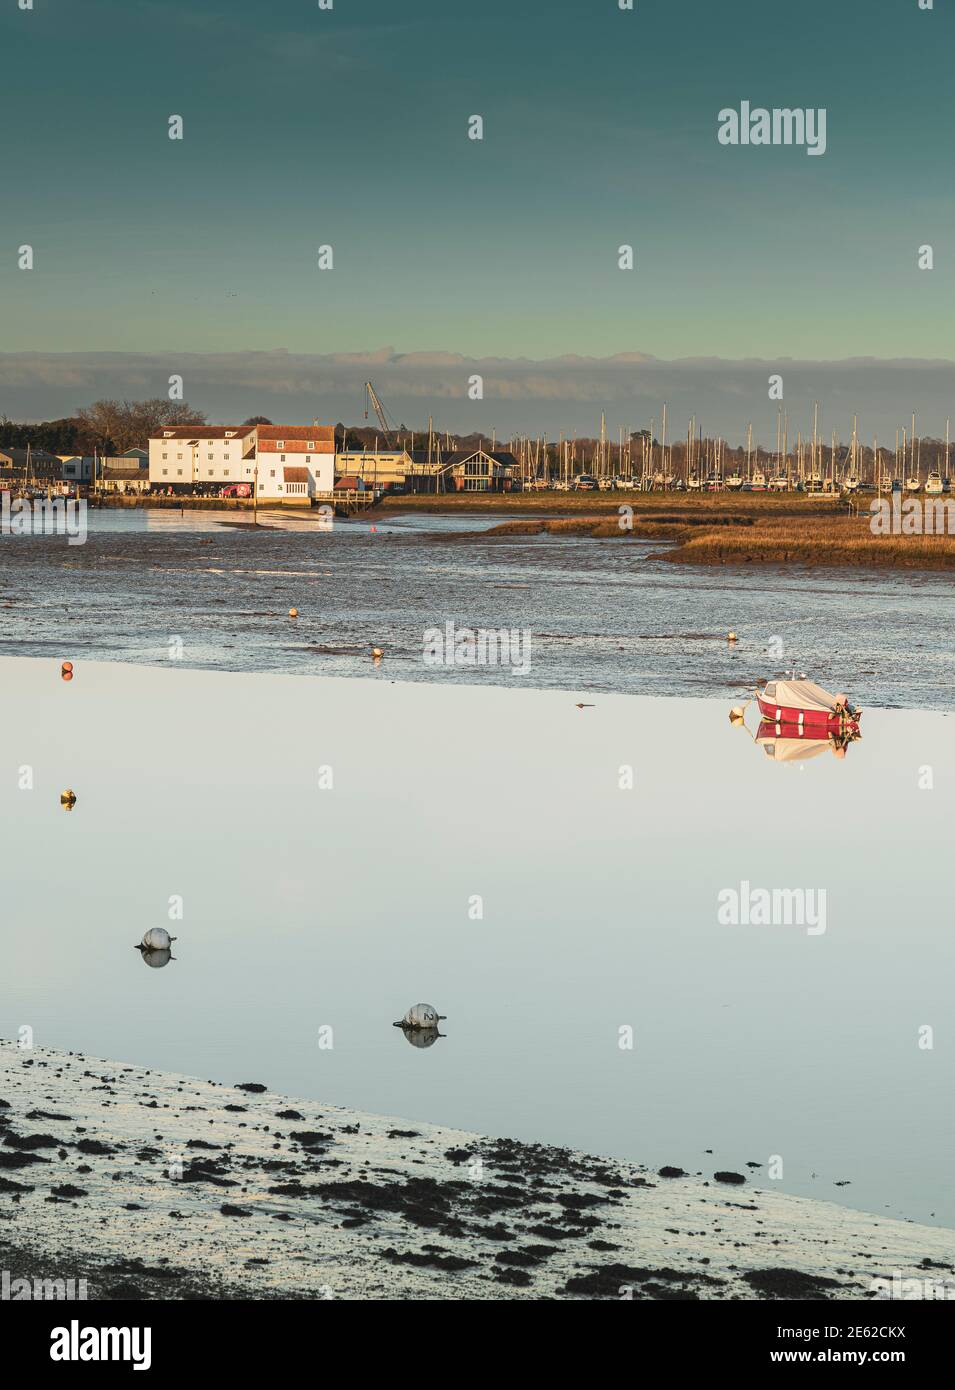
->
(2, 350), (953, 444)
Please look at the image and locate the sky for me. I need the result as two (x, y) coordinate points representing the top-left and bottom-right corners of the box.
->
(1, 0), (953, 439)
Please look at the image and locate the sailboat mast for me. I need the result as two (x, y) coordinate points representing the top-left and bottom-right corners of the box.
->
(661, 402), (667, 480)
(812, 401), (818, 477)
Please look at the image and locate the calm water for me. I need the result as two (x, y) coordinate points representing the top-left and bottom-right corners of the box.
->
(1, 508), (954, 708)
(2, 658), (953, 1228)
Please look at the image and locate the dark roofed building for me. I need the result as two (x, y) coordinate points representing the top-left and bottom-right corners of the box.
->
(442, 448), (517, 492)
(0, 446), (65, 482)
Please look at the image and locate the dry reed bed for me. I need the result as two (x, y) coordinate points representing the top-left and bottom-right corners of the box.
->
(667, 524), (955, 569)
(478, 514), (955, 569)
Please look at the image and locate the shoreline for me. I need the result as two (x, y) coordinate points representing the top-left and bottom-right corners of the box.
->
(78, 493), (955, 571)
(449, 514), (955, 571)
(2, 1043), (952, 1301)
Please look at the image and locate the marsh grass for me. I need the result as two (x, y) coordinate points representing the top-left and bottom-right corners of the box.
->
(666, 520), (955, 569)
(479, 509), (955, 569)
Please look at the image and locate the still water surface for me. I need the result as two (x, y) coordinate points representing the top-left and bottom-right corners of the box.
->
(2, 658), (952, 1227)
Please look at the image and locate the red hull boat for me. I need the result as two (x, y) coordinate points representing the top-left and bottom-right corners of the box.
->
(756, 678), (861, 735)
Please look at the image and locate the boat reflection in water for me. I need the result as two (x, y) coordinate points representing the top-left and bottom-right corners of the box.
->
(755, 719), (861, 763)
(136, 946), (174, 969)
(394, 1024), (444, 1049)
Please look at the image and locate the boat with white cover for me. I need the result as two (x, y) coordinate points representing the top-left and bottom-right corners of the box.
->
(756, 678), (861, 735)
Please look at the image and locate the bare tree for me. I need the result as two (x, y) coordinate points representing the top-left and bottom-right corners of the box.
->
(76, 398), (206, 453)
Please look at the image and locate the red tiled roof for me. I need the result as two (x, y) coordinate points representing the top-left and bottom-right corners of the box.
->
(257, 425), (334, 444)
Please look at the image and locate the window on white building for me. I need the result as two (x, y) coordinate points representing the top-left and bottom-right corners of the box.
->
(307, 441), (315, 449)
(280, 454), (286, 462)
(276, 440), (285, 449)
(162, 468), (168, 476)
(270, 470), (275, 478)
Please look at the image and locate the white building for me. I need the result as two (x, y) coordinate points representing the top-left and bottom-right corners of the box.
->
(148, 425), (335, 500)
(254, 425), (335, 499)
(60, 456), (94, 484)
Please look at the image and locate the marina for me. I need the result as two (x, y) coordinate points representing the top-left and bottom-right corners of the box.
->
(4, 396), (954, 505)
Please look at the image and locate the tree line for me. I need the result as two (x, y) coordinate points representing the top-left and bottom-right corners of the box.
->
(1, 402), (664, 460)
(0, 399), (208, 455)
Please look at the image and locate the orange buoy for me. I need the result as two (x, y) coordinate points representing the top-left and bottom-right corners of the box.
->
(61, 661), (73, 680)
(289, 608), (298, 619)
(60, 789), (77, 809)
(371, 647), (383, 661)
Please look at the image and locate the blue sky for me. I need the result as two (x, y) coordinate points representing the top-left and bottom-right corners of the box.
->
(1, 0), (953, 433)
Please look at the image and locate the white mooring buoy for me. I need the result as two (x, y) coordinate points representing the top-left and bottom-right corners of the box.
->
(393, 1002), (446, 1031)
(137, 927), (177, 952)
